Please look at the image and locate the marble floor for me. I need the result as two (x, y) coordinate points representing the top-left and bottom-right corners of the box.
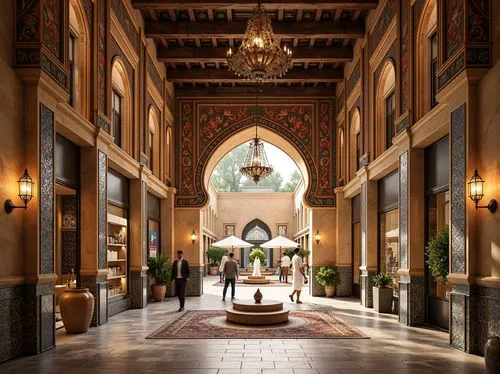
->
(2, 276), (485, 373)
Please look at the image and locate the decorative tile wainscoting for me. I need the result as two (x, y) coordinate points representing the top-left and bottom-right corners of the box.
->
(399, 275), (424, 326)
(108, 297), (131, 317)
(0, 285), (23, 363)
(309, 266), (325, 297)
(336, 266), (353, 297)
(361, 271), (376, 308)
(80, 275), (108, 326)
(130, 270), (148, 309)
(186, 266), (204, 296)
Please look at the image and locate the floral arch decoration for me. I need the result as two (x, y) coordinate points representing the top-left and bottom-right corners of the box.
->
(176, 100), (336, 207)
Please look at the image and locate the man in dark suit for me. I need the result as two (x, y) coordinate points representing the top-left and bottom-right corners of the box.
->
(171, 250), (190, 312)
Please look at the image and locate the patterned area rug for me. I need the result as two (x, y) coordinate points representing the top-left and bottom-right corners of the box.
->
(147, 310), (368, 339)
(212, 280), (290, 287)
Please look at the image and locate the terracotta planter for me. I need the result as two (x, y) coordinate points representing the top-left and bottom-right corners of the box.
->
(152, 284), (167, 302)
(60, 288), (94, 333)
(325, 285), (336, 297)
(485, 336), (500, 374)
(373, 286), (393, 313)
(209, 266), (219, 276)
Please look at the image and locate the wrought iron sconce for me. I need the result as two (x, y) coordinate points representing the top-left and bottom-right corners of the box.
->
(5, 169), (34, 214)
(190, 230), (197, 245)
(468, 169), (497, 213)
(315, 230), (321, 245)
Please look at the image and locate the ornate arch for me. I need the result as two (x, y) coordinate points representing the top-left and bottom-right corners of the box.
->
(176, 100), (336, 207)
(242, 219), (272, 244)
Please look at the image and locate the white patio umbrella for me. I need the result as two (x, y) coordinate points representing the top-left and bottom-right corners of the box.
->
(261, 236), (300, 258)
(212, 235), (253, 253)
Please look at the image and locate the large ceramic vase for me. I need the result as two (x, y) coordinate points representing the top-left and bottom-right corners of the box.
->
(60, 288), (94, 333)
(152, 284), (167, 302)
(485, 336), (500, 374)
(373, 286), (393, 313)
(325, 285), (335, 297)
(209, 266), (219, 276)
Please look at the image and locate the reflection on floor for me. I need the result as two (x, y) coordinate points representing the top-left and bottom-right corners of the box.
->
(1, 276), (485, 374)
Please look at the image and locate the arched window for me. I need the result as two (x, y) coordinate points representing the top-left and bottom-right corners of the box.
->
(338, 127), (344, 181)
(68, 0), (91, 118)
(148, 106), (160, 177)
(111, 59), (132, 154)
(349, 109), (361, 179)
(166, 127), (172, 181)
(375, 60), (396, 156)
(415, 0), (438, 119)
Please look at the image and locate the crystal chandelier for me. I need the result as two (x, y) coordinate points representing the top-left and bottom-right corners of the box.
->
(227, 3), (292, 81)
(240, 90), (273, 184)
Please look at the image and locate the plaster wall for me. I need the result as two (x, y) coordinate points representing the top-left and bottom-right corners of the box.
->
(174, 208), (202, 265)
(0, 1), (25, 278)
(311, 208), (337, 265)
(476, 60), (500, 278)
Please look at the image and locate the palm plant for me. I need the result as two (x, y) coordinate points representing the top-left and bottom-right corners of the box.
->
(146, 254), (171, 285)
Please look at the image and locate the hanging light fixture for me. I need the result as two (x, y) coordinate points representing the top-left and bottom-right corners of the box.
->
(240, 89), (273, 184)
(226, 2), (292, 81)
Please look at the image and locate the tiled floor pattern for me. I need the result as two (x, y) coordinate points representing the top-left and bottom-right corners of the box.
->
(1, 276), (485, 373)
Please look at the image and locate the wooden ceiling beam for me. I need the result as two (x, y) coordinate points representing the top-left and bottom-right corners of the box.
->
(157, 46), (353, 63)
(146, 20), (365, 39)
(175, 85), (336, 98)
(132, 0), (379, 10)
(167, 68), (343, 83)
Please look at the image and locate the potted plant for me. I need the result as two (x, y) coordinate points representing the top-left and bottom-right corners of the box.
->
(315, 265), (341, 297)
(426, 225), (449, 297)
(373, 273), (393, 313)
(248, 248), (267, 263)
(206, 246), (225, 276)
(147, 254), (171, 302)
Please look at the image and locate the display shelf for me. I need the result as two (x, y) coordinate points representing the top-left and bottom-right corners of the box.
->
(107, 275), (126, 280)
(107, 212), (128, 300)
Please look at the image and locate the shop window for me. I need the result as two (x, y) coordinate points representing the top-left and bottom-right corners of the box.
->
(166, 127), (172, 180)
(356, 132), (361, 171)
(338, 127), (344, 181)
(148, 106), (160, 177)
(349, 109), (361, 180)
(379, 208), (400, 297)
(385, 92), (395, 150)
(112, 90), (122, 147)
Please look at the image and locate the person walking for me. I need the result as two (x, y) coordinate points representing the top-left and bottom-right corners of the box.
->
(222, 252), (239, 301)
(219, 251), (229, 283)
(171, 250), (190, 312)
(280, 253), (291, 283)
(289, 247), (307, 304)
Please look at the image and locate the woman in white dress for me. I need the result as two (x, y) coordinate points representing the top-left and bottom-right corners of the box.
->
(252, 256), (261, 276)
(289, 247), (308, 304)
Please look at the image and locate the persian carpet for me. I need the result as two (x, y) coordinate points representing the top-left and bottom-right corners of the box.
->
(147, 310), (369, 339)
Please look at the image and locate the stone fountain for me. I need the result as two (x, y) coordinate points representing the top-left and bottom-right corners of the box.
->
(225, 289), (290, 325)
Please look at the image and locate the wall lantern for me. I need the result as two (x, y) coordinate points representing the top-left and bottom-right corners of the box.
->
(4, 169), (34, 214)
(468, 169), (497, 213)
(190, 230), (197, 245)
(315, 230), (321, 245)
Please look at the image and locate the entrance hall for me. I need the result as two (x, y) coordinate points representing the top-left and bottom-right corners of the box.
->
(0, 0), (499, 372)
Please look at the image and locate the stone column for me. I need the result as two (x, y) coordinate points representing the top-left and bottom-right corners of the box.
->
(129, 170), (148, 309)
(80, 134), (111, 326)
(335, 188), (352, 296)
(396, 131), (425, 325)
(359, 169), (377, 308)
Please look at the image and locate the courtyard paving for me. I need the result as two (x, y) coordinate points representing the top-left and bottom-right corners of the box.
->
(1, 275), (485, 373)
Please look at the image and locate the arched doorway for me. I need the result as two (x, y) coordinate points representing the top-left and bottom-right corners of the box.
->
(241, 219), (273, 268)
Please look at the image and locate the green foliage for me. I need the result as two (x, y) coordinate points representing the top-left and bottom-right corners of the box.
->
(146, 254), (171, 285)
(248, 248), (267, 262)
(206, 246), (226, 266)
(284, 247), (309, 259)
(373, 273), (393, 287)
(210, 146), (248, 192)
(315, 265), (341, 287)
(242, 170), (283, 192)
(281, 170), (302, 192)
(426, 225), (449, 280)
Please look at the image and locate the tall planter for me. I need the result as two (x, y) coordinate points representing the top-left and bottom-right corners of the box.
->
(373, 286), (392, 313)
(60, 288), (94, 333)
(152, 284), (167, 302)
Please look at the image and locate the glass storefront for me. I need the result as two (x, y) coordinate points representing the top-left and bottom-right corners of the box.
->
(148, 219), (159, 258)
(379, 208), (400, 296)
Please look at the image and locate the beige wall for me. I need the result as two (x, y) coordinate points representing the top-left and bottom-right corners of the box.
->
(0, 1), (25, 279)
(476, 59), (500, 278)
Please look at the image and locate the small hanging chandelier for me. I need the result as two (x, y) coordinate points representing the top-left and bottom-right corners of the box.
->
(227, 2), (292, 81)
(240, 90), (273, 184)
